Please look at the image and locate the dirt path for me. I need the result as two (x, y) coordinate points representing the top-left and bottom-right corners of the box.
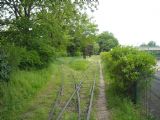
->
(96, 62), (109, 120)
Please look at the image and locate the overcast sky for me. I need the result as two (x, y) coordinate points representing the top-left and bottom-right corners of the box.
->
(89, 0), (160, 46)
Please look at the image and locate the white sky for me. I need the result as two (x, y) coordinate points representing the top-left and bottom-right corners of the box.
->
(89, 0), (160, 46)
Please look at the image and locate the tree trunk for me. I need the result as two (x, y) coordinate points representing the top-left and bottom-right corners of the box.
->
(82, 48), (86, 59)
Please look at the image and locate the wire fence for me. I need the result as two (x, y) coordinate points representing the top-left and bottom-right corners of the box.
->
(141, 71), (160, 120)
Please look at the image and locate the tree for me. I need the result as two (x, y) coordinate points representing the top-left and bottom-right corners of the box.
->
(140, 43), (147, 47)
(148, 41), (156, 47)
(140, 41), (158, 47)
(97, 31), (119, 52)
(93, 42), (99, 55)
(67, 13), (98, 58)
(0, 0), (99, 70)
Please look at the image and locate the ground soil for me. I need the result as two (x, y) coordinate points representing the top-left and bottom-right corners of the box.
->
(96, 63), (110, 120)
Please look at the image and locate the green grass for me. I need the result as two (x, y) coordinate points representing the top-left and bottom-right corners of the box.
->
(0, 56), (99, 120)
(0, 63), (59, 120)
(58, 56), (99, 120)
(107, 87), (144, 120)
(102, 63), (155, 120)
(69, 59), (89, 71)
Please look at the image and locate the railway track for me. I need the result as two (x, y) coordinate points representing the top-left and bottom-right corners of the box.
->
(48, 63), (97, 120)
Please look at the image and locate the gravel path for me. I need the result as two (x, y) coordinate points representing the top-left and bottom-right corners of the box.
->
(96, 63), (109, 120)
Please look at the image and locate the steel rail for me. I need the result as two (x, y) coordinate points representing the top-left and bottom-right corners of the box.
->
(86, 76), (96, 120)
(48, 86), (63, 120)
(56, 80), (83, 120)
(48, 64), (64, 120)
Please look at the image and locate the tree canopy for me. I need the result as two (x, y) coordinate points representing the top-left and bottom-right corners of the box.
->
(148, 41), (156, 47)
(97, 31), (119, 52)
(0, 0), (99, 81)
(140, 41), (158, 47)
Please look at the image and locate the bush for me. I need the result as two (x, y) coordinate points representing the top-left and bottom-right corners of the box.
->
(37, 42), (55, 67)
(3, 19), (55, 69)
(7, 45), (23, 70)
(101, 46), (156, 103)
(23, 39), (55, 68)
(19, 50), (42, 69)
(0, 45), (23, 81)
(100, 52), (112, 62)
(0, 49), (11, 81)
(18, 39), (55, 69)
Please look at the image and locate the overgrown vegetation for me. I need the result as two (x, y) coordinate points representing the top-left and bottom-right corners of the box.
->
(103, 69), (155, 120)
(97, 31), (119, 53)
(0, 0), (99, 81)
(101, 46), (156, 120)
(101, 46), (156, 103)
(0, 57), (99, 120)
(0, 45), (22, 81)
(0, 63), (58, 120)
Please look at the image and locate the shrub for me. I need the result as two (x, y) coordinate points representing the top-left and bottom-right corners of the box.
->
(100, 52), (112, 62)
(23, 38), (55, 68)
(2, 19), (55, 69)
(18, 39), (55, 69)
(110, 46), (138, 61)
(0, 45), (23, 81)
(2, 22), (56, 69)
(19, 50), (42, 69)
(7, 45), (23, 70)
(0, 48), (11, 81)
(101, 46), (156, 103)
(37, 42), (55, 67)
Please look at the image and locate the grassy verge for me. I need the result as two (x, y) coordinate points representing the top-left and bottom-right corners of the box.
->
(0, 63), (59, 120)
(102, 64), (155, 120)
(0, 56), (99, 120)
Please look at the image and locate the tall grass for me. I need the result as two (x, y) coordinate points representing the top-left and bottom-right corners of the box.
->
(107, 86), (143, 120)
(0, 63), (58, 120)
